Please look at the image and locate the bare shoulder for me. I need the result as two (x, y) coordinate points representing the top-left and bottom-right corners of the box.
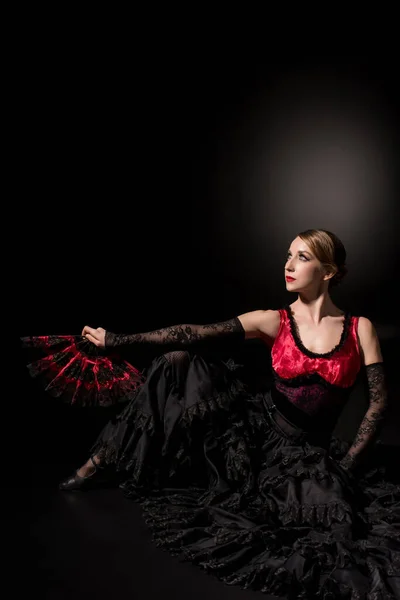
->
(237, 309), (281, 341)
(357, 316), (384, 366)
(259, 309), (281, 339)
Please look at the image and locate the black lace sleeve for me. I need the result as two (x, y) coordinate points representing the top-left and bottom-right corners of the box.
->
(104, 317), (246, 352)
(339, 362), (389, 471)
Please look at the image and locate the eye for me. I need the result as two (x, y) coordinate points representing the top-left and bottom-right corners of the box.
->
(286, 253), (308, 261)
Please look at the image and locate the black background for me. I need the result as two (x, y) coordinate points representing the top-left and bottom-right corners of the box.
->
(13, 24), (400, 477)
(8, 16), (400, 600)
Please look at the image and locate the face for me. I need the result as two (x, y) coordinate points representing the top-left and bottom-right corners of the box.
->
(285, 237), (329, 289)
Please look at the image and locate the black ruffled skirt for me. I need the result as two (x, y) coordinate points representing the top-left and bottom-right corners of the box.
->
(90, 350), (400, 599)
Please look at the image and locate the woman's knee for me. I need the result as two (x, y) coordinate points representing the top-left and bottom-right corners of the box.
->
(162, 350), (191, 366)
(162, 350), (191, 385)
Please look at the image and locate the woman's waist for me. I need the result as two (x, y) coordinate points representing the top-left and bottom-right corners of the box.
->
(264, 387), (336, 445)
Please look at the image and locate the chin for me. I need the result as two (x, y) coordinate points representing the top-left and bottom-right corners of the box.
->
(286, 282), (303, 291)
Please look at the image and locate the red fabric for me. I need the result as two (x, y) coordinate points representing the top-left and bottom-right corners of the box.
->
(271, 308), (361, 388)
(21, 335), (145, 407)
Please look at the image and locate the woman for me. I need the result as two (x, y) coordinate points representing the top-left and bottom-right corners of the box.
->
(31, 229), (400, 597)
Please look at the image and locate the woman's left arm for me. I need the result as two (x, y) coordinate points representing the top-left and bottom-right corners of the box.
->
(339, 317), (389, 471)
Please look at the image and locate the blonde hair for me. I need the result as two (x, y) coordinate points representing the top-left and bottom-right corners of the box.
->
(297, 229), (348, 289)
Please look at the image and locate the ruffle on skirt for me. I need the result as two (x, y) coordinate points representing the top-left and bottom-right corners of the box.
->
(90, 351), (400, 599)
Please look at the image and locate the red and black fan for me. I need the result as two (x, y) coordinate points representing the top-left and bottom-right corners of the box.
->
(20, 335), (146, 407)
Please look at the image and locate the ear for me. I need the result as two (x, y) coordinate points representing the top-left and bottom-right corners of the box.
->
(323, 265), (337, 281)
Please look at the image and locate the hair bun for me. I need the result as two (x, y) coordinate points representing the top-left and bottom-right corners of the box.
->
(330, 263), (348, 288)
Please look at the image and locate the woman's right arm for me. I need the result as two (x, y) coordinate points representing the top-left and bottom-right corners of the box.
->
(81, 309), (277, 350)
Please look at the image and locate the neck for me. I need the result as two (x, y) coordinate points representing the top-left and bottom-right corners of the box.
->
(292, 296), (342, 325)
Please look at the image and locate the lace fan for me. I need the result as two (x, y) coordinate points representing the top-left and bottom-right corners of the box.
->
(20, 335), (146, 407)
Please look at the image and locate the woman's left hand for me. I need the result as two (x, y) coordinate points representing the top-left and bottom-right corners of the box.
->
(81, 326), (106, 348)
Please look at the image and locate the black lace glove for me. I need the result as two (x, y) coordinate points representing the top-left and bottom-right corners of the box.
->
(339, 362), (388, 473)
(104, 317), (246, 352)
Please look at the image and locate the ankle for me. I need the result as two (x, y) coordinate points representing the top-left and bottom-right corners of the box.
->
(91, 454), (103, 467)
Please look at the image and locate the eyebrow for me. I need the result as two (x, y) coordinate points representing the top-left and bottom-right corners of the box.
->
(287, 249), (312, 256)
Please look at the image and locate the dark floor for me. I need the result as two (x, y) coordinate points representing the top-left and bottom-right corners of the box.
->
(8, 433), (399, 599)
(8, 464), (280, 600)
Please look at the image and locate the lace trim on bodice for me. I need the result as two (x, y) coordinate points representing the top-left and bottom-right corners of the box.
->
(284, 304), (352, 359)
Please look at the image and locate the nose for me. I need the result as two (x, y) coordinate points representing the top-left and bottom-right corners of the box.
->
(286, 258), (293, 265)
(285, 258), (295, 272)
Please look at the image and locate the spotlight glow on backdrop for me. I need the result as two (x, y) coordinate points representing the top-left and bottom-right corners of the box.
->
(211, 68), (396, 313)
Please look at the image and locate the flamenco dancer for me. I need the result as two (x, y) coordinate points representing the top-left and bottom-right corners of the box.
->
(22, 229), (400, 599)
